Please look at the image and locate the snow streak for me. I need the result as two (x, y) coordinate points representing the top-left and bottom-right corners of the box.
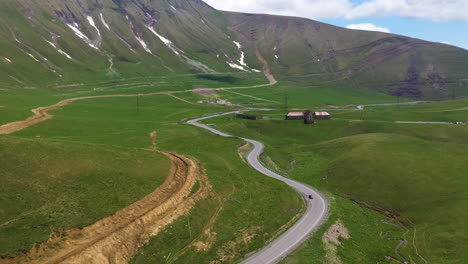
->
(66, 23), (99, 50)
(228, 41), (261, 72)
(100, 13), (110, 30)
(45, 40), (72, 59)
(146, 26), (181, 55)
(87, 16), (101, 37)
(26, 52), (40, 62)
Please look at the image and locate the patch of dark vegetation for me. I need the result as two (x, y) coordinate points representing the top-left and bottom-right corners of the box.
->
(391, 65), (422, 98)
(112, 0), (126, 7)
(117, 56), (133, 63)
(195, 74), (240, 84)
(426, 65), (447, 92)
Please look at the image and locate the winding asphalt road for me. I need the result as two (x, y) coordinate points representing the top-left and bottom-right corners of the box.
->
(187, 112), (329, 264)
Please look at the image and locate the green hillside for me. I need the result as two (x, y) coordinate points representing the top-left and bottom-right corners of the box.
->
(0, 136), (170, 256)
(0, 0), (466, 99)
(206, 102), (468, 263)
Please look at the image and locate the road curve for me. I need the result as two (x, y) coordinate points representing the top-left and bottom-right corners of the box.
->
(356, 101), (429, 110)
(187, 112), (329, 264)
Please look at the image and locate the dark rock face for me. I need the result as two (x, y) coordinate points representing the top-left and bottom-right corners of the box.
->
(391, 65), (422, 98)
(426, 65), (447, 92)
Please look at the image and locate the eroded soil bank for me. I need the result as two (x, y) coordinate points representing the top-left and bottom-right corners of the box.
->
(1, 151), (211, 264)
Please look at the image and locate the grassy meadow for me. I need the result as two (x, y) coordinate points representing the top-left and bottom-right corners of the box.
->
(1, 69), (466, 263)
(334, 98), (468, 122)
(1, 90), (303, 263)
(0, 136), (170, 256)
(206, 100), (468, 264)
(0, 72), (266, 126)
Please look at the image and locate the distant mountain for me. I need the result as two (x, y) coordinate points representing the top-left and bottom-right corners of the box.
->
(0, 0), (467, 98)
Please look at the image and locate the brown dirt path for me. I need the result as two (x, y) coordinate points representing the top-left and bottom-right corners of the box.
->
(222, 89), (279, 103)
(0, 72), (276, 136)
(0, 93), (161, 135)
(1, 151), (211, 264)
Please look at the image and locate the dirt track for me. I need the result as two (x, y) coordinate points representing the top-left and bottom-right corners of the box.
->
(2, 151), (211, 264)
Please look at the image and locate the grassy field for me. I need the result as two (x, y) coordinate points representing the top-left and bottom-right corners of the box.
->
(1, 93), (303, 263)
(334, 98), (468, 122)
(225, 80), (401, 109)
(282, 196), (398, 264)
(0, 72), (266, 126)
(2, 71), (466, 263)
(0, 136), (170, 256)
(206, 104), (468, 264)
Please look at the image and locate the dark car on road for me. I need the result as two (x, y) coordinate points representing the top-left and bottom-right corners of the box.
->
(308, 195), (313, 199)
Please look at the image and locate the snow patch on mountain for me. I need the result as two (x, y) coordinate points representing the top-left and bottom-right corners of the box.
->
(2, 57), (12, 63)
(233, 41), (241, 49)
(136, 36), (152, 54)
(66, 23), (99, 50)
(231, 41), (260, 72)
(26, 52), (40, 62)
(87, 16), (100, 37)
(146, 26), (181, 55)
(146, 26), (213, 73)
(45, 40), (72, 59)
(226, 62), (249, 72)
(100, 13), (110, 30)
(125, 15), (151, 54)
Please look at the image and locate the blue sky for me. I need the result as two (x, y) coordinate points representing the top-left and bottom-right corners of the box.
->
(324, 17), (468, 50)
(204, 0), (468, 50)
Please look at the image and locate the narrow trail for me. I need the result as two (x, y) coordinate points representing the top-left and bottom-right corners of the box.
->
(378, 220), (410, 264)
(2, 149), (211, 264)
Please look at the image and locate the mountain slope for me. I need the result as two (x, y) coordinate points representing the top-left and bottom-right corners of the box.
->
(223, 11), (468, 99)
(0, 0), (467, 98)
(0, 0), (258, 87)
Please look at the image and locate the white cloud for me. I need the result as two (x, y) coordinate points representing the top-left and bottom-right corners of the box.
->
(204, 0), (353, 19)
(346, 23), (390, 33)
(345, 0), (468, 21)
(203, 0), (468, 21)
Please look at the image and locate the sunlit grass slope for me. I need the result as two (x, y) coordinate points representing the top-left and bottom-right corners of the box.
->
(208, 107), (468, 264)
(0, 135), (170, 256)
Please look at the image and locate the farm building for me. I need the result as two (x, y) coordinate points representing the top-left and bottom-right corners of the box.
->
(236, 114), (263, 120)
(314, 112), (331, 120)
(285, 112), (305, 120)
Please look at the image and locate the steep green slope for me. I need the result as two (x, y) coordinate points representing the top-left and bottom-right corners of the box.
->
(0, 0), (254, 87)
(1, 0), (467, 99)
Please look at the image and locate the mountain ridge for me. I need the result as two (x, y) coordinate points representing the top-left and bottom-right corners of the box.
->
(0, 0), (467, 98)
